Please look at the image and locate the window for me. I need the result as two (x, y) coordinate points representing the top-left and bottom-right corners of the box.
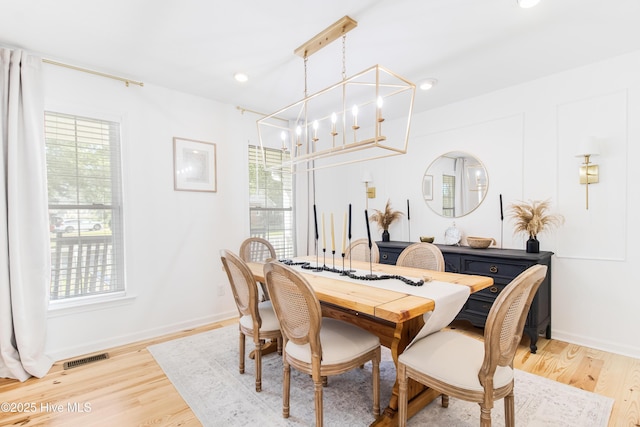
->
(442, 174), (455, 217)
(45, 112), (124, 301)
(248, 145), (294, 258)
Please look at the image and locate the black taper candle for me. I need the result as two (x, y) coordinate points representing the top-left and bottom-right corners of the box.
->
(364, 209), (372, 249)
(313, 204), (319, 240)
(407, 199), (410, 220)
(499, 194), (504, 221)
(348, 203), (352, 239)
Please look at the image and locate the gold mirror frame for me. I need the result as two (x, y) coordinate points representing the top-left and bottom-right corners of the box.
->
(423, 151), (488, 218)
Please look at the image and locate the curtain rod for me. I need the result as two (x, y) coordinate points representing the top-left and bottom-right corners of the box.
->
(236, 106), (288, 123)
(42, 58), (144, 87)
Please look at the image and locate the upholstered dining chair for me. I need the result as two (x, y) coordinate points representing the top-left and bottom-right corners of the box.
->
(220, 250), (282, 392)
(346, 238), (380, 263)
(396, 242), (445, 271)
(239, 237), (277, 301)
(397, 264), (548, 427)
(263, 261), (381, 426)
(239, 236), (277, 263)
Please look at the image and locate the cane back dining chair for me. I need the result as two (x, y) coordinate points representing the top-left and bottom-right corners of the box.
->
(346, 238), (380, 263)
(239, 237), (277, 301)
(220, 250), (282, 392)
(239, 236), (277, 263)
(264, 261), (381, 426)
(398, 264), (548, 427)
(396, 242), (445, 271)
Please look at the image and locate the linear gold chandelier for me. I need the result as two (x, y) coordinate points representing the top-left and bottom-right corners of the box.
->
(257, 16), (415, 172)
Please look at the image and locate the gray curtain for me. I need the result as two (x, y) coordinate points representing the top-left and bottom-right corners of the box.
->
(0, 48), (53, 381)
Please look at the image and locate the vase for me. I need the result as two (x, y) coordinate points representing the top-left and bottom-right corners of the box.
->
(526, 236), (539, 253)
(382, 230), (390, 242)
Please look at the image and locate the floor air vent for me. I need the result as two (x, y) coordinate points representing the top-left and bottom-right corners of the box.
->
(63, 353), (109, 370)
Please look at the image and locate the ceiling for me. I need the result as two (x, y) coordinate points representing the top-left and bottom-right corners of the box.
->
(2, 0), (640, 117)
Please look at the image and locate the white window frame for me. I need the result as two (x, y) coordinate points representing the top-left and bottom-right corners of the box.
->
(248, 145), (295, 258)
(45, 109), (128, 310)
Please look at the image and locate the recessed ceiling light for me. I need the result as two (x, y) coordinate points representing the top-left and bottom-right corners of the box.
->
(517, 0), (540, 8)
(418, 78), (438, 91)
(234, 72), (249, 83)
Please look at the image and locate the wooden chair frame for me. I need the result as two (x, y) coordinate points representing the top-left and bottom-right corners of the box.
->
(264, 261), (381, 426)
(220, 250), (282, 392)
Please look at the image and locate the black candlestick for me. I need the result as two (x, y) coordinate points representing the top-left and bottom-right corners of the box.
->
(364, 209), (376, 279)
(313, 204), (322, 272)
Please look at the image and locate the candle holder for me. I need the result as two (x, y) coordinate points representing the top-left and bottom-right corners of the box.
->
(365, 250), (377, 279)
(332, 250), (336, 270)
(341, 253), (347, 275)
(323, 248), (327, 268)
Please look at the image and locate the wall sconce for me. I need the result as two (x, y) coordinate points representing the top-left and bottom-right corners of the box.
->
(576, 138), (600, 210)
(363, 172), (376, 209)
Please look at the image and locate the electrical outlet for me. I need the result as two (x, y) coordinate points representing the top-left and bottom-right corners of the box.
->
(217, 285), (225, 296)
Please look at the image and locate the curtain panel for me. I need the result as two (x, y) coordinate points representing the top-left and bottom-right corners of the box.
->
(0, 48), (52, 381)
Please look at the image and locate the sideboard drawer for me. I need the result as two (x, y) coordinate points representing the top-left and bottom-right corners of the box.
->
(461, 257), (533, 284)
(473, 283), (507, 299)
(466, 298), (495, 316)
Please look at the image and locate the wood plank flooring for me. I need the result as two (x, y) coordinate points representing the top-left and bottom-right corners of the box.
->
(0, 319), (638, 426)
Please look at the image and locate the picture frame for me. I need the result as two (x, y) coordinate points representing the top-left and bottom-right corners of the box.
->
(422, 174), (433, 201)
(173, 137), (217, 192)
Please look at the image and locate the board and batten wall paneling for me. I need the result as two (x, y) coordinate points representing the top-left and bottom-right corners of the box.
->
(556, 90), (628, 261)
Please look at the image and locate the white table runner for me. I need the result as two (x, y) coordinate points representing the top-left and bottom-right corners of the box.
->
(284, 259), (470, 348)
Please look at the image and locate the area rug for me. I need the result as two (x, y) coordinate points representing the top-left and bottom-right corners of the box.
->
(148, 325), (613, 426)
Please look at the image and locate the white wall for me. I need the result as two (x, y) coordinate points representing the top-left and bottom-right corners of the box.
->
(42, 47), (640, 361)
(43, 65), (245, 360)
(304, 50), (640, 359)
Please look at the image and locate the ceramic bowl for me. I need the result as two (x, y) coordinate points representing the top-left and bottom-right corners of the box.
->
(467, 236), (496, 249)
(419, 236), (435, 243)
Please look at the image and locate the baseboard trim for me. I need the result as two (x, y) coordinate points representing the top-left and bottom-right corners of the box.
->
(552, 329), (640, 360)
(47, 310), (238, 361)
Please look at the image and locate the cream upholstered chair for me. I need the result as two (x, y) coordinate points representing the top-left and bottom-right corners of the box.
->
(220, 250), (282, 392)
(396, 242), (445, 271)
(346, 238), (380, 263)
(239, 237), (277, 301)
(398, 264), (548, 427)
(264, 261), (381, 426)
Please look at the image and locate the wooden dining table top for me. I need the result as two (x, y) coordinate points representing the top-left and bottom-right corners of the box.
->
(247, 257), (493, 324)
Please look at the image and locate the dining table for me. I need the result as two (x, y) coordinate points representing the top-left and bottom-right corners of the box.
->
(247, 256), (493, 426)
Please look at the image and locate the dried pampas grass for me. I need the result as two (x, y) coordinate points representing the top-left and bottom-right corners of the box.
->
(509, 199), (564, 238)
(369, 199), (403, 231)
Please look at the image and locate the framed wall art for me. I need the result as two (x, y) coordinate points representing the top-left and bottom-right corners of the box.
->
(173, 137), (217, 192)
(422, 174), (433, 201)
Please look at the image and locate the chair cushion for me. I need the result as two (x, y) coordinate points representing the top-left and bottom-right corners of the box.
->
(398, 330), (513, 392)
(239, 300), (280, 333)
(286, 318), (380, 365)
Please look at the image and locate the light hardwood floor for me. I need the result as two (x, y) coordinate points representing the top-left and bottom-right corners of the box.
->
(1, 319), (638, 426)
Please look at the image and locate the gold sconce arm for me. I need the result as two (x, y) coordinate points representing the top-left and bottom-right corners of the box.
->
(579, 154), (599, 209)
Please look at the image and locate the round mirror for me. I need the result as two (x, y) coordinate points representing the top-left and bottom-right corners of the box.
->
(423, 151), (488, 218)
